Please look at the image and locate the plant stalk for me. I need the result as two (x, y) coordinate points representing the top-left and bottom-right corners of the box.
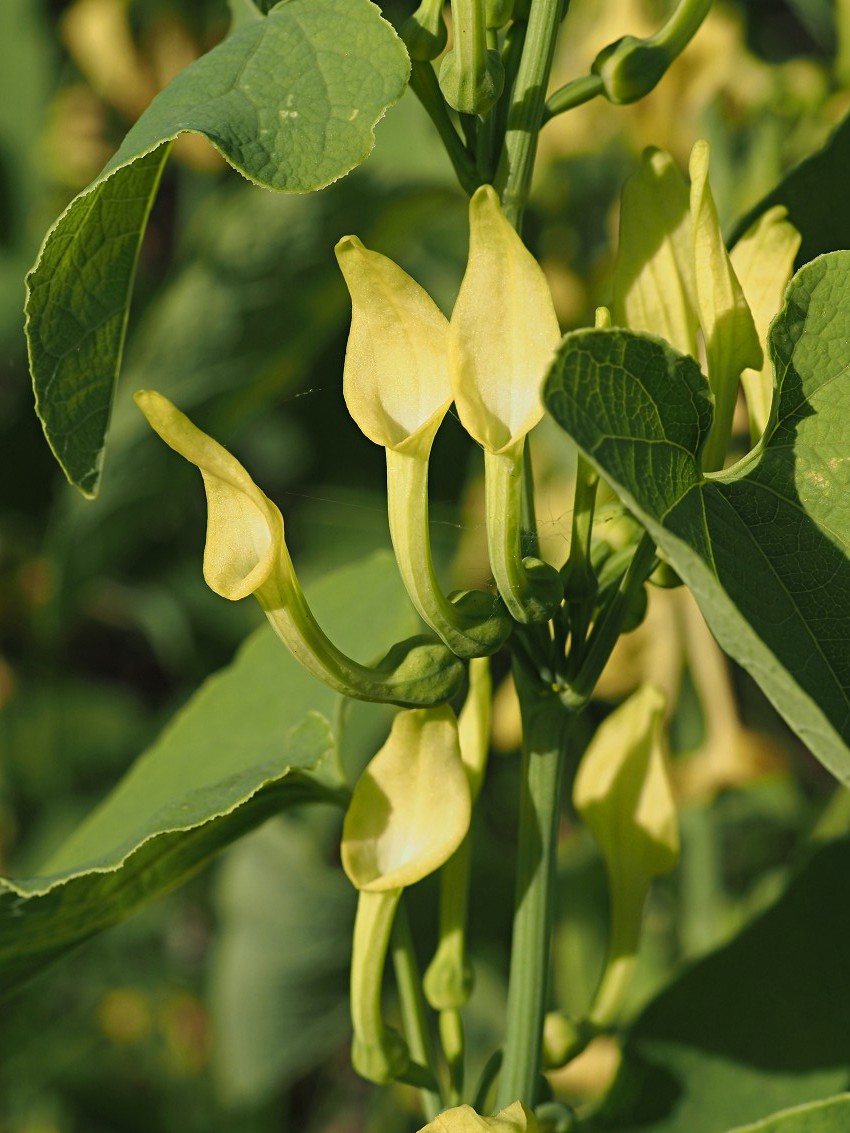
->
(494, 0), (566, 226)
(496, 669), (572, 1108)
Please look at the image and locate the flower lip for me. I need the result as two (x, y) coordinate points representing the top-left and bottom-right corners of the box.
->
(335, 235), (452, 451)
(133, 389), (280, 602)
(448, 184), (561, 453)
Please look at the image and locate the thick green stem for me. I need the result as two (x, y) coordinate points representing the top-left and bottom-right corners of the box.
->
(494, 0), (565, 226)
(496, 673), (572, 1108)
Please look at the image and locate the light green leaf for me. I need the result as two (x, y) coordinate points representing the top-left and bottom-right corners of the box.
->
(0, 551), (417, 997)
(586, 838), (850, 1133)
(25, 0), (410, 497)
(544, 252), (850, 784)
(726, 1097), (850, 1133)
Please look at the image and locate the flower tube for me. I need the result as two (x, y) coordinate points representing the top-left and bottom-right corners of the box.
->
(336, 235), (511, 658)
(134, 390), (463, 707)
(449, 185), (563, 623)
(342, 707), (471, 1084)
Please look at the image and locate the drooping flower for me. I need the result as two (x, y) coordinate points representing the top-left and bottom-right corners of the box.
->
(134, 390), (463, 707)
(574, 683), (679, 1027)
(342, 706), (470, 1084)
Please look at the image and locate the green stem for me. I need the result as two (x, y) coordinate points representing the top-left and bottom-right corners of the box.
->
(494, 0), (566, 226)
(542, 72), (604, 122)
(409, 60), (480, 196)
(391, 900), (443, 1118)
(496, 671), (572, 1108)
(385, 446), (511, 657)
(561, 532), (656, 707)
(563, 455), (599, 660)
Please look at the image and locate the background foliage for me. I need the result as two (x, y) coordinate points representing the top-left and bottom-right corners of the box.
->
(2, 1), (849, 1130)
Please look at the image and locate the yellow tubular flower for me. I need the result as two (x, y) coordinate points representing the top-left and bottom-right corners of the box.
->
(342, 706), (471, 1084)
(449, 185), (563, 623)
(729, 205), (801, 442)
(335, 236), (511, 657)
(689, 140), (763, 472)
(573, 684), (679, 1028)
(134, 390), (463, 707)
(417, 1101), (539, 1133)
(612, 146), (698, 358)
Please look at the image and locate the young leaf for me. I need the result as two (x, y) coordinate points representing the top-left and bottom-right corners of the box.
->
(25, 0), (409, 496)
(544, 252), (850, 786)
(0, 552), (418, 998)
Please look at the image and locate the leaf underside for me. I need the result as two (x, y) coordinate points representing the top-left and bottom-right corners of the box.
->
(0, 552), (417, 998)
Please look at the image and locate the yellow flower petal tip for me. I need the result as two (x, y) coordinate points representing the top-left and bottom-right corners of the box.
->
(450, 184), (561, 453)
(417, 1100), (538, 1133)
(133, 390), (281, 602)
(335, 234), (452, 452)
(341, 706), (471, 892)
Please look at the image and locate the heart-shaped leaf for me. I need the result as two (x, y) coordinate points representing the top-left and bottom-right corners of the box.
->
(25, 0), (409, 496)
(0, 551), (417, 998)
(544, 252), (850, 783)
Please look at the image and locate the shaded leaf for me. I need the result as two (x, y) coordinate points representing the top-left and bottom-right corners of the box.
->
(731, 109), (850, 266)
(544, 253), (850, 784)
(586, 840), (850, 1133)
(726, 1096), (850, 1133)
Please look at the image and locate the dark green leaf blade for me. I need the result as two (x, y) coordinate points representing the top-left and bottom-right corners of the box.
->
(543, 252), (850, 783)
(0, 551), (417, 997)
(727, 1097), (850, 1133)
(731, 108), (850, 265)
(25, 0), (410, 496)
(586, 840), (850, 1133)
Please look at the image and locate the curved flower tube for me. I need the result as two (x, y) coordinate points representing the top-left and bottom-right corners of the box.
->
(336, 235), (511, 657)
(449, 185), (563, 623)
(134, 390), (463, 708)
(342, 706), (471, 1084)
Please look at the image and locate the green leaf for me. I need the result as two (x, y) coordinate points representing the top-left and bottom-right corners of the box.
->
(25, 0), (410, 497)
(211, 817), (355, 1104)
(726, 1097), (850, 1133)
(731, 108), (850, 266)
(0, 551), (417, 998)
(544, 252), (850, 785)
(586, 839), (850, 1133)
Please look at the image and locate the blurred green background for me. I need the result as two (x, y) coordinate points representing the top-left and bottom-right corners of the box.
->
(1, 1), (847, 1130)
